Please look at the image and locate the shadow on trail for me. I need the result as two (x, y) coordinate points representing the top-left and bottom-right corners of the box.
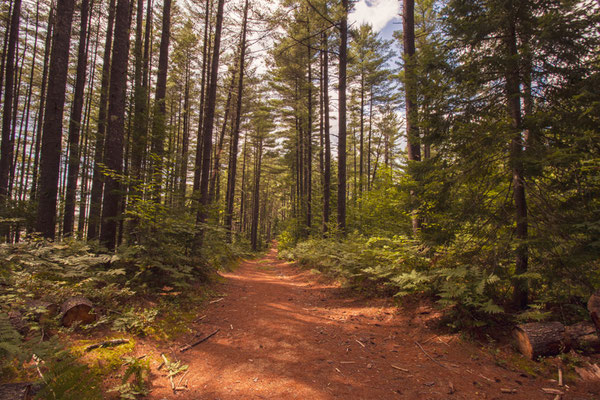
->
(149, 247), (587, 400)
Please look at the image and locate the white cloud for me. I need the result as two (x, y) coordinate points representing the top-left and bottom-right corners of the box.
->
(349, 0), (400, 32)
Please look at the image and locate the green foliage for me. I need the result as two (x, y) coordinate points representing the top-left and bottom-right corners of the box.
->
(109, 356), (150, 399)
(112, 308), (158, 336)
(34, 350), (103, 400)
(0, 313), (23, 377)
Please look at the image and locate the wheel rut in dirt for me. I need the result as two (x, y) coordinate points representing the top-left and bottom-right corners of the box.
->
(149, 247), (596, 399)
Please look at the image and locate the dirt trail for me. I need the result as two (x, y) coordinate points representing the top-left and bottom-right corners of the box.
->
(149, 247), (598, 399)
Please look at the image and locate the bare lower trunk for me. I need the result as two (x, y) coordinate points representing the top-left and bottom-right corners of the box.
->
(36, 0), (75, 239)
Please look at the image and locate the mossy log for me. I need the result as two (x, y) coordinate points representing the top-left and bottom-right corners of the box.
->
(60, 296), (96, 327)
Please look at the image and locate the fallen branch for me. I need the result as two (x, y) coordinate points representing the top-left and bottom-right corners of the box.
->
(500, 388), (517, 394)
(558, 366), (563, 386)
(176, 370), (189, 388)
(414, 341), (449, 370)
(180, 329), (220, 353)
(355, 339), (366, 348)
(209, 298), (224, 304)
(391, 365), (409, 372)
(542, 388), (564, 395)
(85, 339), (129, 352)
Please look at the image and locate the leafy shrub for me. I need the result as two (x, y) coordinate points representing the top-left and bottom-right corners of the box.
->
(112, 308), (158, 336)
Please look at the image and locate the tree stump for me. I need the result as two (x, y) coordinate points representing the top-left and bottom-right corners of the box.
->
(588, 289), (600, 336)
(60, 296), (96, 327)
(513, 322), (565, 359)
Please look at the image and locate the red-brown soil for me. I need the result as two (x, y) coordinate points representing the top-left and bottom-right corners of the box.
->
(146, 247), (600, 399)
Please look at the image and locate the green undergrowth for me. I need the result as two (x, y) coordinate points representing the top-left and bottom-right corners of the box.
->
(280, 234), (596, 332)
(0, 231), (247, 397)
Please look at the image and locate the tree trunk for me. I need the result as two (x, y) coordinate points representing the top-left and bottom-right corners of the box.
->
(505, 14), (528, 310)
(193, 0), (212, 195)
(322, 32), (331, 235)
(179, 66), (190, 201)
(359, 71), (364, 195)
(18, 4), (40, 205)
(196, 0), (225, 230)
(29, 5), (54, 206)
(63, 0), (91, 236)
(403, 0), (421, 235)
(251, 135), (263, 251)
(239, 133), (248, 234)
(209, 68), (236, 203)
(0, 0), (22, 205)
(224, 0), (249, 241)
(305, 14), (312, 232)
(87, 0), (116, 240)
(35, 0), (75, 239)
(337, 0), (348, 234)
(150, 0), (172, 204)
(99, 0), (131, 250)
(0, 1), (13, 109)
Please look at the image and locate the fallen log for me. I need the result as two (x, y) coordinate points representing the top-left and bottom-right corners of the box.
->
(513, 322), (565, 359)
(565, 322), (600, 352)
(60, 296), (96, 327)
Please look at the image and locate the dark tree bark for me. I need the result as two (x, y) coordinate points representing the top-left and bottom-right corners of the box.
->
(209, 68), (237, 203)
(193, 0), (212, 194)
(99, 0), (131, 250)
(0, 1), (12, 108)
(224, 0), (249, 241)
(305, 15), (312, 231)
(179, 67), (191, 201)
(505, 13), (528, 310)
(0, 0), (22, 204)
(337, 0), (348, 234)
(30, 4), (54, 203)
(150, 0), (172, 204)
(198, 0), (225, 227)
(17, 3), (41, 205)
(79, 15), (102, 236)
(250, 135), (263, 251)
(35, 0), (75, 239)
(402, 0), (421, 234)
(239, 133), (248, 233)
(321, 32), (331, 234)
(359, 69), (364, 194)
(88, 0), (116, 240)
(63, 0), (91, 236)
(131, 0), (145, 185)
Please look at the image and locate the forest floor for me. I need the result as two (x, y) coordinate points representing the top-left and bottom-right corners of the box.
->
(139, 246), (600, 400)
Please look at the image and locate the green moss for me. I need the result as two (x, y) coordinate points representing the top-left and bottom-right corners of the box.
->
(74, 338), (135, 375)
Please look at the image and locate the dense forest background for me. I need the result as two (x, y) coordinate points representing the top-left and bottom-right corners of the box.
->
(0, 0), (599, 380)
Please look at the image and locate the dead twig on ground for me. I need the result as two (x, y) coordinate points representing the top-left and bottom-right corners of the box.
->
(180, 329), (220, 353)
(391, 365), (409, 372)
(414, 340), (450, 370)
